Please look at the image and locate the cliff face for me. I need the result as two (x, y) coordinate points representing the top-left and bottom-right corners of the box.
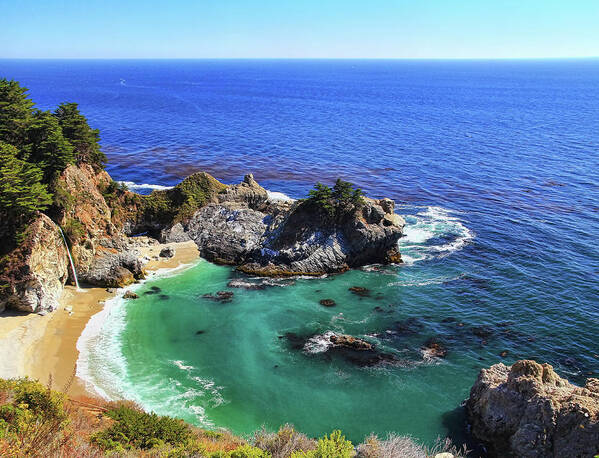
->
(0, 214), (68, 313)
(467, 360), (599, 458)
(55, 164), (145, 288)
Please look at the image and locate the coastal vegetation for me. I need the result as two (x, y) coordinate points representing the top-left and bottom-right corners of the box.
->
(0, 378), (466, 458)
(0, 79), (105, 248)
(305, 179), (364, 217)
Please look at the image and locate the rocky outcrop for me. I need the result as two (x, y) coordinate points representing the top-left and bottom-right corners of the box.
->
(0, 214), (69, 313)
(163, 174), (404, 276)
(55, 164), (146, 287)
(467, 360), (599, 457)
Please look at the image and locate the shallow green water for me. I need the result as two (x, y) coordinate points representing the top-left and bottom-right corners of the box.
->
(78, 204), (598, 447)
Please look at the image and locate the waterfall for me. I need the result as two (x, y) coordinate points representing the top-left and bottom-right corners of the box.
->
(58, 226), (81, 290)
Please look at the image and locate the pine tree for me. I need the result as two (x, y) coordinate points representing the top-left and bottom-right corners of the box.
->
(0, 142), (53, 222)
(0, 79), (34, 148)
(54, 102), (106, 169)
(24, 110), (75, 182)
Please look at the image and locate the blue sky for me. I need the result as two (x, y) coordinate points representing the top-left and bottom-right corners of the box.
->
(2, 0), (598, 59)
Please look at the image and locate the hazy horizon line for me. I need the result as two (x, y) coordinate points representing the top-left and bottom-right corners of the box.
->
(1, 56), (598, 61)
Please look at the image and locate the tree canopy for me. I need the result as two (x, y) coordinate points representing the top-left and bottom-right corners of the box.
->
(0, 78), (105, 226)
(306, 179), (364, 216)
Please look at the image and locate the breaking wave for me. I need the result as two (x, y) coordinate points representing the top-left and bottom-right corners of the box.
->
(397, 206), (474, 265)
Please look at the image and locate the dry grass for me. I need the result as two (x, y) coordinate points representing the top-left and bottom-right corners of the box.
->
(253, 424), (317, 457)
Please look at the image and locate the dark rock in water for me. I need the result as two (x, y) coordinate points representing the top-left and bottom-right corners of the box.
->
(343, 350), (399, 367)
(329, 334), (373, 351)
(394, 317), (424, 335)
(422, 337), (448, 358)
(144, 286), (161, 295)
(201, 291), (234, 303)
(471, 326), (493, 338)
(123, 291), (139, 299)
(319, 299), (336, 307)
(349, 286), (370, 297)
(441, 317), (457, 323)
(283, 332), (305, 350)
(158, 294), (169, 300)
(467, 360), (599, 458)
(196, 330), (205, 335)
(499, 350), (509, 358)
(373, 306), (384, 313)
(159, 246), (175, 258)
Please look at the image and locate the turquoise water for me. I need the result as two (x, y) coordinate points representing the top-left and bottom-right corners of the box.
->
(78, 203), (597, 447)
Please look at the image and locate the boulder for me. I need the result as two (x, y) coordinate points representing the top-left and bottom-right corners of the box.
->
(466, 360), (599, 457)
(329, 334), (373, 351)
(0, 214), (69, 313)
(159, 246), (175, 258)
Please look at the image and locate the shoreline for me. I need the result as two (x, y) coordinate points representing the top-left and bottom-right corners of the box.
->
(0, 240), (200, 398)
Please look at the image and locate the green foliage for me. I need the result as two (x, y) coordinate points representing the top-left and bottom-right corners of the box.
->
(229, 444), (272, 457)
(291, 430), (354, 458)
(24, 110), (75, 181)
(143, 172), (226, 224)
(0, 79), (106, 229)
(0, 142), (53, 222)
(0, 78), (34, 147)
(306, 179), (364, 217)
(62, 217), (85, 242)
(90, 404), (191, 451)
(54, 102), (106, 169)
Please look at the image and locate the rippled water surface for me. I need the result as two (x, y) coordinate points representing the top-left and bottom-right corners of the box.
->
(3, 59), (599, 447)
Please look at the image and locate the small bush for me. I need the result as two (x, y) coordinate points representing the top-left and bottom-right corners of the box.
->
(356, 433), (426, 458)
(229, 444), (272, 457)
(291, 430), (354, 458)
(253, 424), (316, 458)
(90, 404), (191, 451)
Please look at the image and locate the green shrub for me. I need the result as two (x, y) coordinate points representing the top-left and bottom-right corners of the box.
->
(90, 404), (191, 451)
(291, 430), (354, 458)
(229, 444), (272, 457)
(306, 179), (364, 217)
(253, 424), (316, 458)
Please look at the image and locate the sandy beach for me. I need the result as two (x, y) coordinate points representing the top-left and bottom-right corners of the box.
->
(0, 240), (199, 398)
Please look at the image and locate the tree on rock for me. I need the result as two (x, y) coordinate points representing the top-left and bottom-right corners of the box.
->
(0, 79), (34, 148)
(24, 110), (75, 182)
(54, 103), (106, 169)
(0, 142), (52, 223)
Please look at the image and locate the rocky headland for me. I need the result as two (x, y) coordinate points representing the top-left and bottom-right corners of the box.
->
(0, 164), (405, 315)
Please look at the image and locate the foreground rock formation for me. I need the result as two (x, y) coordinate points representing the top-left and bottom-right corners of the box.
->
(0, 214), (69, 313)
(467, 360), (599, 457)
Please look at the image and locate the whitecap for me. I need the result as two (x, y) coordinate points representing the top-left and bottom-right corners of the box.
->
(119, 181), (173, 191)
(266, 190), (295, 202)
(397, 206), (474, 265)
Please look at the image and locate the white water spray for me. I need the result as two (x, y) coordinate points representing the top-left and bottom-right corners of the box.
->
(58, 226), (81, 290)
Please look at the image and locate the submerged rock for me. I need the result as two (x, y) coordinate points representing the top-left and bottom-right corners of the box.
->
(349, 286), (370, 297)
(202, 290), (234, 303)
(421, 337), (448, 359)
(467, 360), (599, 457)
(319, 299), (336, 307)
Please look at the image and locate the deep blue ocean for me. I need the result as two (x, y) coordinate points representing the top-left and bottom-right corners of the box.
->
(2, 59), (598, 448)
